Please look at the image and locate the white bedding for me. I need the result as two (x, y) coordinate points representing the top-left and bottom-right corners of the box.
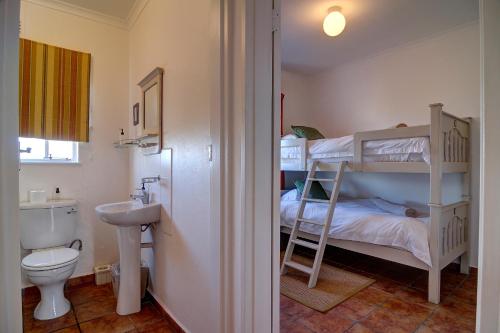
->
(280, 190), (431, 266)
(281, 135), (431, 164)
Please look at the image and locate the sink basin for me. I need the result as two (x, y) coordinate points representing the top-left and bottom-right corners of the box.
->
(95, 201), (160, 226)
(95, 200), (160, 315)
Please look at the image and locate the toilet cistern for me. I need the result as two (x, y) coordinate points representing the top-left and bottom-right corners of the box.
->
(20, 200), (80, 320)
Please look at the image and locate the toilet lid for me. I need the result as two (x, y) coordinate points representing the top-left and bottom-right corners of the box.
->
(22, 248), (79, 270)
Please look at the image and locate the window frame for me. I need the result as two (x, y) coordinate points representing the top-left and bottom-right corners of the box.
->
(19, 138), (80, 165)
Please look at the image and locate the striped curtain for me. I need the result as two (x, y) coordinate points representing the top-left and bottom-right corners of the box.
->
(19, 38), (91, 142)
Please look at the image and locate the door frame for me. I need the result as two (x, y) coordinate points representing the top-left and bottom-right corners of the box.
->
(476, 0), (500, 331)
(232, 0), (500, 332)
(271, 0), (282, 332)
(0, 0), (22, 332)
(214, 0), (276, 331)
(6, 0), (500, 332)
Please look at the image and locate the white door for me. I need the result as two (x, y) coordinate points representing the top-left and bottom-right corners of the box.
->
(272, 0), (282, 332)
(477, 0), (500, 332)
(0, 0), (23, 332)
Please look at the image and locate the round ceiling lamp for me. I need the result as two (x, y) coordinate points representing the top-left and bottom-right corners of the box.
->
(323, 6), (346, 37)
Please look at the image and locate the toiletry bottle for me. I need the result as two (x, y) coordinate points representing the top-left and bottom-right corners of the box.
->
(54, 187), (61, 201)
(119, 128), (125, 144)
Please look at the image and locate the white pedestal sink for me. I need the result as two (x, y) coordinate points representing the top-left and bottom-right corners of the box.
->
(95, 200), (160, 315)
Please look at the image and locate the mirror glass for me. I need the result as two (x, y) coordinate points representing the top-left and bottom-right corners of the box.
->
(144, 83), (159, 132)
(137, 67), (163, 155)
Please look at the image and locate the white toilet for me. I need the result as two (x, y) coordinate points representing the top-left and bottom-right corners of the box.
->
(20, 200), (80, 320)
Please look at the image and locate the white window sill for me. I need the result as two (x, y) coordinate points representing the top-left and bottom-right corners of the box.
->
(20, 161), (81, 165)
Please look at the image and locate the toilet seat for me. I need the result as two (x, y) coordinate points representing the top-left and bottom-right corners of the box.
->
(21, 247), (79, 271)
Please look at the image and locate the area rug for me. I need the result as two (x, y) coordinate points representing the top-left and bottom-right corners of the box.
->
(280, 254), (375, 312)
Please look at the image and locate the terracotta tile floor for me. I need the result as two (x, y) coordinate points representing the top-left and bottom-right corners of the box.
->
(21, 247), (477, 333)
(22, 282), (176, 333)
(281, 247), (477, 333)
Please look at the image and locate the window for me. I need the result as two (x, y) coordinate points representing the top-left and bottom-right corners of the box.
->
(20, 39), (91, 143)
(19, 137), (79, 164)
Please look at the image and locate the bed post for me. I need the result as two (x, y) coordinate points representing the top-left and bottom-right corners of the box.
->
(353, 133), (362, 171)
(460, 117), (472, 275)
(428, 103), (444, 304)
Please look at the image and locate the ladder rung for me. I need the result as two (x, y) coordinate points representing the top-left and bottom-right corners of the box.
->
(307, 178), (336, 182)
(284, 261), (313, 274)
(297, 218), (324, 226)
(303, 198), (330, 203)
(282, 160), (346, 289)
(292, 239), (319, 250)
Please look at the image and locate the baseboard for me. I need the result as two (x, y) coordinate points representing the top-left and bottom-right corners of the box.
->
(66, 272), (95, 288)
(146, 288), (189, 333)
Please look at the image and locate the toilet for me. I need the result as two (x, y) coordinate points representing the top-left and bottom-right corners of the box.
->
(20, 200), (80, 320)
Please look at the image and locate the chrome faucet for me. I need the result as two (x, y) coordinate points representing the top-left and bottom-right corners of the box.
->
(130, 183), (150, 205)
(130, 176), (160, 205)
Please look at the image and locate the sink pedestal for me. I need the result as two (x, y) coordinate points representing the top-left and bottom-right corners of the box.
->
(116, 226), (141, 315)
(95, 201), (160, 316)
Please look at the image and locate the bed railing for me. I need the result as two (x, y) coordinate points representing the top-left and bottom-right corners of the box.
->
(280, 103), (471, 174)
(436, 202), (469, 269)
(281, 138), (307, 170)
(352, 125), (430, 172)
(444, 124), (468, 163)
(441, 111), (470, 165)
(352, 104), (470, 173)
(427, 103), (471, 303)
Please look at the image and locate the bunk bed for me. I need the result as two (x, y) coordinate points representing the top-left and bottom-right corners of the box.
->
(280, 103), (471, 304)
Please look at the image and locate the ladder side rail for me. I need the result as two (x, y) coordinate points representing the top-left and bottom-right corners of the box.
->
(281, 161), (319, 273)
(308, 161), (347, 287)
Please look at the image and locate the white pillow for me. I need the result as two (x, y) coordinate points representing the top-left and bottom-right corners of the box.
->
(282, 134), (298, 140)
(281, 189), (299, 201)
(369, 198), (417, 217)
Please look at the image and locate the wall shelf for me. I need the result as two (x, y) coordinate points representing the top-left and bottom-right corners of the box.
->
(113, 134), (160, 149)
(113, 139), (139, 148)
(136, 133), (159, 140)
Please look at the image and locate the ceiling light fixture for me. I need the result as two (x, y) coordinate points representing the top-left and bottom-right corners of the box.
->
(323, 6), (346, 37)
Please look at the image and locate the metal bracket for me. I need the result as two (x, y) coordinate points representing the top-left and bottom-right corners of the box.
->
(207, 144), (213, 162)
(19, 147), (32, 154)
(141, 176), (160, 184)
(272, 8), (280, 32)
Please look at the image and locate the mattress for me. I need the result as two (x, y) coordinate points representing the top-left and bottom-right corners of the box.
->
(280, 190), (431, 266)
(281, 135), (431, 164)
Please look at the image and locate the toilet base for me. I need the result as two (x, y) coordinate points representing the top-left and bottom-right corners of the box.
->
(34, 281), (71, 320)
(22, 259), (78, 321)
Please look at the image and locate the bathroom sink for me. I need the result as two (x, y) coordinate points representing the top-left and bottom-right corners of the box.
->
(95, 201), (160, 226)
(94, 200), (160, 315)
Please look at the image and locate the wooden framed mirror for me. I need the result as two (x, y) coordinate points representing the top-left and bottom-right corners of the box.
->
(138, 67), (163, 155)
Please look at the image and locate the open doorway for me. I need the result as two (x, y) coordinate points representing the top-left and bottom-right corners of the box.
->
(275, 1), (480, 332)
(4, 0), (217, 332)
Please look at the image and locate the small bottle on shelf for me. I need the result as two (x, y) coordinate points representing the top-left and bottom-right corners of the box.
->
(119, 128), (125, 144)
(54, 187), (61, 201)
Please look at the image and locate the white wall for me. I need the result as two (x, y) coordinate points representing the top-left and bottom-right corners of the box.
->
(309, 23), (480, 137)
(128, 0), (216, 331)
(281, 71), (313, 135)
(282, 23), (480, 266)
(18, 1), (130, 282)
(0, 0), (23, 331)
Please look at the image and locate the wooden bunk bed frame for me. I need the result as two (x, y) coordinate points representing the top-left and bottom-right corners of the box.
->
(280, 103), (471, 304)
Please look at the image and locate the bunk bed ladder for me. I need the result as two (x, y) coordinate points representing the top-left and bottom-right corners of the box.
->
(281, 160), (347, 288)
